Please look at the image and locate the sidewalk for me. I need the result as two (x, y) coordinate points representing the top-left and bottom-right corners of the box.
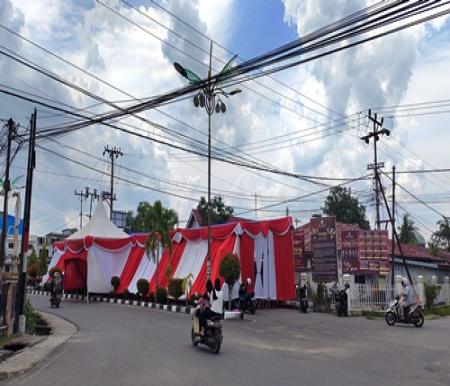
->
(0, 312), (77, 380)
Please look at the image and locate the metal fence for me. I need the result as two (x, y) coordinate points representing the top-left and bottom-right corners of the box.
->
(349, 283), (395, 311)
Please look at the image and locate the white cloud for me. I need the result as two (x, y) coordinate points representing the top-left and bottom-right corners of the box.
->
(0, 0), (449, 242)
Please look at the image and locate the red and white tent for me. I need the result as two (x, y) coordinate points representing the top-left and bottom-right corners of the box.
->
(46, 202), (295, 301)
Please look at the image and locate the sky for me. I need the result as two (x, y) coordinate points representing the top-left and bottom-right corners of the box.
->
(1, 0), (450, 243)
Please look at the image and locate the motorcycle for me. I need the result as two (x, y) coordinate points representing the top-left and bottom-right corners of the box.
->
(335, 289), (348, 317)
(191, 311), (223, 354)
(385, 296), (424, 328)
(50, 292), (61, 308)
(231, 294), (256, 314)
(49, 277), (63, 308)
(296, 284), (308, 313)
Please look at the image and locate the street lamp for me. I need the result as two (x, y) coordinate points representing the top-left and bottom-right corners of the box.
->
(174, 42), (241, 280)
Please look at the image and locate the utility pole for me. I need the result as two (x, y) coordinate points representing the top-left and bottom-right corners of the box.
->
(254, 193), (257, 220)
(286, 206), (289, 217)
(74, 189), (88, 229)
(15, 109), (37, 333)
(85, 187), (99, 219)
(391, 166), (396, 287)
(361, 109), (390, 229)
(0, 118), (17, 268)
(103, 145), (122, 220)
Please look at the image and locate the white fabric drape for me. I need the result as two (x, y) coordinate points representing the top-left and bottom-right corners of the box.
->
(41, 248), (64, 284)
(173, 240), (207, 280)
(87, 244), (131, 293)
(267, 231), (277, 300)
(254, 234), (265, 298)
(128, 252), (156, 294)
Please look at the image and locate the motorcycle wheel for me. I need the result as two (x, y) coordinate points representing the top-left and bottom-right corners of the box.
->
(385, 311), (396, 326)
(212, 333), (221, 354)
(414, 312), (424, 328)
(191, 328), (198, 347)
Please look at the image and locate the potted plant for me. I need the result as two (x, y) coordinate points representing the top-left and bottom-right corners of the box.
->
(136, 278), (150, 298)
(219, 253), (241, 310)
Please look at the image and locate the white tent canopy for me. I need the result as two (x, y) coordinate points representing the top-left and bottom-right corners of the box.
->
(68, 200), (128, 240)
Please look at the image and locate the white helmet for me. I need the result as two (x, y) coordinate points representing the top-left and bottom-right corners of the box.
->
(401, 277), (408, 287)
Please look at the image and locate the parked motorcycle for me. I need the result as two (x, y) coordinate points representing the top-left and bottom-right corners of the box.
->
(191, 312), (223, 354)
(335, 287), (349, 317)
(231, 295), (256, 314)
(296, 284), (308, 313)
(385, 296), (424, 328)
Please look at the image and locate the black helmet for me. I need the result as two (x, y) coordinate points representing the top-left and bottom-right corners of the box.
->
(344, 282), (350, 289)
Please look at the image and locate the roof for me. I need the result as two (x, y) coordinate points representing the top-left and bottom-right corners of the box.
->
(186, 208), (253, 229)
(388, 242), (450, 266)
(68, 200), (128, 240)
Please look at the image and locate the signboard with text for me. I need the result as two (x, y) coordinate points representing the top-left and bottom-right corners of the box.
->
(341, 230), (359, 273)
(358, 230), (389, 276)
(311, 217), (337, 282)
(293, 228), (305, 272)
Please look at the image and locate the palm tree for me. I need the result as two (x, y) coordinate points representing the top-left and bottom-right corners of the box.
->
(398, 214), (418, 245)
(144, 201), (178, 291)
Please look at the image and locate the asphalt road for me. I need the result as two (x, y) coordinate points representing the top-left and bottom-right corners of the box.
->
(3, 295), (450, 386)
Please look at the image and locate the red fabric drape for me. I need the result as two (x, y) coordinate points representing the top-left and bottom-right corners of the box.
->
(149, 240), (186, 292)
(63, 259), (87, 290)
(210, 235), (236, 282)
(117, 244), (146, 293)
(92, 237), (132, 250)
(191, 236), (236, 295)
(239, 233), (255, 292)
(273, 230), (295, 301)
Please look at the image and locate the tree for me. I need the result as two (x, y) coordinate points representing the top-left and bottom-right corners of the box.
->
(38, 246), (48, 277)
(398, 214), (419, 245)
(219, 253), (241, 310)
(430, 218), (450, 252)
(27, 248), (38, 268)
(322, 187), (370, 229)
(196, 195), (234, 226)
(132, 202), (153, 232)
(144, 200), (179, 291)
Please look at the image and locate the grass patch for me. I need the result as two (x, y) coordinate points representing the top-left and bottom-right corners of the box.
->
(424, 305), (450, 318)
(0, 333), (14, 348)
(361, 310), (384, 319)
(24, 297), (37, 334)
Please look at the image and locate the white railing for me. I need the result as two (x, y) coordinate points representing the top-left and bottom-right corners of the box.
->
(350, 283), (395, 310)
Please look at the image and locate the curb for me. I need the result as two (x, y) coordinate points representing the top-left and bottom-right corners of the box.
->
(0, 312), (77, 380)
(27, 289), (195, 315)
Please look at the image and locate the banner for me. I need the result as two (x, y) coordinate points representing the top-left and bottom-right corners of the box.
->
(341, 230), (359, 273)
(311, 217), (337, 282)
(293, 228), (305, 272)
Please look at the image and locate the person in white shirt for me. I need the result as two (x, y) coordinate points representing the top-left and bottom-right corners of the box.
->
(211, 278), (224, 315)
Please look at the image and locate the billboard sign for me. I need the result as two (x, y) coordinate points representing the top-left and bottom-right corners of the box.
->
(311, 217), (337, 282)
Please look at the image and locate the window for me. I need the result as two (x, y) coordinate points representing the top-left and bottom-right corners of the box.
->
(8, 243), (14, 249)
(355, 275), (366, 284)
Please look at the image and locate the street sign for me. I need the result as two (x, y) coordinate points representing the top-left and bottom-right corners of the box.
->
(367, 162), (385, 170)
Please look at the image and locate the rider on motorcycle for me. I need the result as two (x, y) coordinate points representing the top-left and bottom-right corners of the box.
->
(399, 277), (414, 320)
(50, 271), (63, 303)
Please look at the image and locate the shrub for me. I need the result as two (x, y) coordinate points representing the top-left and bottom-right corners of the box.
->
(111, 276), (120, 291)
(219, 253), (241, 310)
(24, 297), (37, 334)
(27, 263), (39, 278)
(156, 288), (168, 304)
(48, 266), (62, 278)
(424, 281), (440, 309)
(136, 278), (150, 296)
(148, 291), (155, 302)
(168, 278), (183, 300)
